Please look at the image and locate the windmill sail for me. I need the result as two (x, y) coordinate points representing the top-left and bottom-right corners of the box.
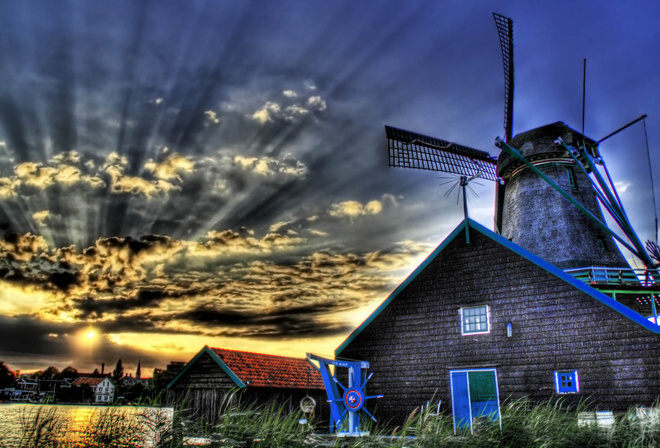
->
(385, 125), (498, 181)
(493, 13), (514, 143)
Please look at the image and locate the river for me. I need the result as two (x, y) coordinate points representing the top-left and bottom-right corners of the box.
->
(0, 404), (174, 447)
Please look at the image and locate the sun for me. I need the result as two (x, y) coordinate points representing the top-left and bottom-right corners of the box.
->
(79, 326), (99, 343)
(86, 328), (98, 340)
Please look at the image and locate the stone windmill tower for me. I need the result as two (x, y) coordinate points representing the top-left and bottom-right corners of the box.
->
(385, 14), (655, 272)
(496, 122), (629, 269)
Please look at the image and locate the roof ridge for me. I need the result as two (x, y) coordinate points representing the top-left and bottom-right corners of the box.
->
(210, 347), (306, 361)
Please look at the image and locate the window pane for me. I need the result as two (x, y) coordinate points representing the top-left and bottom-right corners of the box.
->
(461, 306), (489, 334)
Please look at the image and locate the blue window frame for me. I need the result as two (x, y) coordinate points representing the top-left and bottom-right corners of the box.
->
(554, 370), (579, 394)
(460, 305), (490, 335)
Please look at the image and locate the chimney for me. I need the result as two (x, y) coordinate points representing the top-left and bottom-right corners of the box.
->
(101, 363), (105, 374)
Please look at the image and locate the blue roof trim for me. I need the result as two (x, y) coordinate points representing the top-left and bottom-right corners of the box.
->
(468, 219), (660, 333)
(167, 346), (246, 389)
(336, 220), (470, 355)
(335, 219), (660, 356)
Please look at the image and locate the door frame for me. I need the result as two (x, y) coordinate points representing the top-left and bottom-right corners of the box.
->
(449, 368), (502, 433)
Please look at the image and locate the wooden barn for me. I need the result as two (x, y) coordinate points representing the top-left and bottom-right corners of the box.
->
(336, 219), (660, 430)
(167, 346), (326, 425)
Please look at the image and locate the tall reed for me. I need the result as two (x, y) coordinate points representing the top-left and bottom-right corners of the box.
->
(5, 397), (660, 447)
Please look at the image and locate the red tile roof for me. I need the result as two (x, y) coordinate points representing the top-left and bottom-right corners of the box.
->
(72, 377), (111, 387)
(210, 348), (324, 390)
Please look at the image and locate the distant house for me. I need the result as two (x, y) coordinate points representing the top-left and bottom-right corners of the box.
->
(11, 376), (39, 401)
(336, 219), (660, 430)
(16, 376), (38, 392)
(72, 377), (115, 403)
(167, 346), (326, 424)
(120, 375), (150, 388)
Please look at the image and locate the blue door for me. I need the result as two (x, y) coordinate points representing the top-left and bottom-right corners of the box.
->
(450, 369), (500, 432)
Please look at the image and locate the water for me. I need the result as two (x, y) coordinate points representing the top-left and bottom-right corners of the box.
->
(0, 404), (174, 447)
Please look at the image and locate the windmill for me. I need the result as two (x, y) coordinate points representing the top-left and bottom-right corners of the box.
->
(386, 13), (657, 273)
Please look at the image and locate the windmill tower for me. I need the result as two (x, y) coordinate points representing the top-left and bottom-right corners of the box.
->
(497, 122), (628, 269)
(386, 13), (655, 272)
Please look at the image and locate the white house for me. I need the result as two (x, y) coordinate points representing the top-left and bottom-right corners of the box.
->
(72, 377), (115, 403)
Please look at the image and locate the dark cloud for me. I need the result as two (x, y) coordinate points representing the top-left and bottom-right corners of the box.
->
(177, 300), (356, 339)
(73, 291), (165, 318)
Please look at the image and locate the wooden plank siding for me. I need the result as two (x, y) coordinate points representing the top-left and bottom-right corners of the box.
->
(170, 351), (238, 424)
(338, 221), (660, 426)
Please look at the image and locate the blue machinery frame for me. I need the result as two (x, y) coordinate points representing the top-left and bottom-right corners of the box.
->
(306, 353), (383, 437)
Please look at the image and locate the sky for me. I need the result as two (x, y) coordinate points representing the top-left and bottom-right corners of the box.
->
(0, 0), (659, 375)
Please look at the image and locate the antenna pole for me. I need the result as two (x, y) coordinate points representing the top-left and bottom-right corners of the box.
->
(460, 176), (471, 244)
(597, 114), (648, 144)
(461, 176), (469, 220)
(582, 58), (586, 135)
(643, 118), (659, 243)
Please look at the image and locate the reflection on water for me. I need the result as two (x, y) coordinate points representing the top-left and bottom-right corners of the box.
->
(0, 404), (173, 447)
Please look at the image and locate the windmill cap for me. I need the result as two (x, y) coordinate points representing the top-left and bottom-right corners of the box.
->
(497, 122), (599, 179)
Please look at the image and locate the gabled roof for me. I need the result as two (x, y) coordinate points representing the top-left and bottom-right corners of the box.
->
(72, 377), (112, 387)
(167, 346), (324, 390)
(336, 218), (660, 356)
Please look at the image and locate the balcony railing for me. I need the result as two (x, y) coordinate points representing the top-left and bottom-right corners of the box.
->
(564, 267), (659, 288)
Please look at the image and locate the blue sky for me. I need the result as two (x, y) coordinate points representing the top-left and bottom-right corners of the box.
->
(0, 0), (658, 373)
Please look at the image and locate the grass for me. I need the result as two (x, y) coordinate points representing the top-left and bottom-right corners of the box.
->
(3, 397), (660, 447)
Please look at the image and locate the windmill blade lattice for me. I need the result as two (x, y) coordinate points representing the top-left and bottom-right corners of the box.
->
(385, 125), (498, 181)
(493, 13), (514, 142)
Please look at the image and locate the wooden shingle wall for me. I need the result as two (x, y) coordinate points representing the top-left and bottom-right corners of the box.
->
(339, 227), (660, 425)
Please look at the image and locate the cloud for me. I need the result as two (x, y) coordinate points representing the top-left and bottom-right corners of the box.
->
(269, 220), (291, 232)
(32, 210), (51, 226)
(204, 110), (220, 125)
(144, 153), (195, 182)
(615, 181), (631, 195)
(0, 160), (106, 199)
(329, 199), (384, 218)
(0, 217), (430, 339)
(251, 102), (281, 124)
(308, 96), (327, 112)
(176, 300), (356, 338)
(284, 104), (309, 121)
(234, 154), (308, 178)
(247, 93), (327, 125)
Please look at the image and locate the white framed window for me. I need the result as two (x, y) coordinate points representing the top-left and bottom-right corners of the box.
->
(460, 305), (490, 335)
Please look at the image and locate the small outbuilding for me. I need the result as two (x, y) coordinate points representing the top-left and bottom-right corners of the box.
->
(336, 219), (660, 430)
(167, 346), (326, 425)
